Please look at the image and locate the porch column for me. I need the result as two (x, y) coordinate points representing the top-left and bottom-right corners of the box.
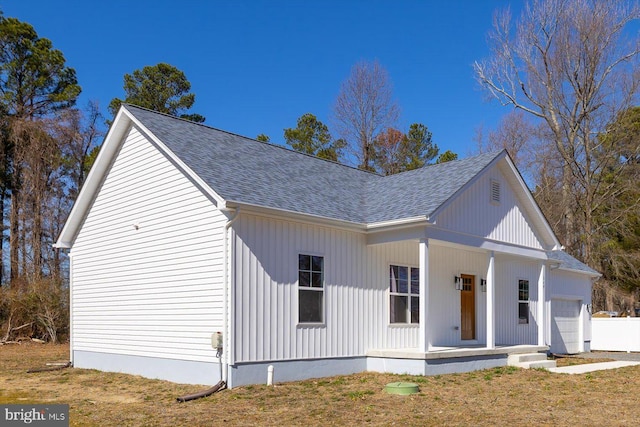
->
(486, 251), (495, 349)
(538, 262), (546, 346)
(419, 238), (430, 353)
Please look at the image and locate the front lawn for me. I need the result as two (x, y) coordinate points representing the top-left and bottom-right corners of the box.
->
(0, 343), (636, 426)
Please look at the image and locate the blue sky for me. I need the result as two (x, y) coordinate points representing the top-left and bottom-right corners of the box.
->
(2, 1), (520, 158)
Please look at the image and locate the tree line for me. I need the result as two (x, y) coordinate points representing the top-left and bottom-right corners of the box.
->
(1, 0), (639, 343)
(0, 13), (208, 342)
(265, 59), (457, 174)
(474, 0), (640, 313)
(0, 12), (447, 342)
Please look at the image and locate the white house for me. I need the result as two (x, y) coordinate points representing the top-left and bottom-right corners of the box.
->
(54, 105), (600, 387)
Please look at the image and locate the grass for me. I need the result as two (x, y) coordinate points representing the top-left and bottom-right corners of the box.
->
(553, 355), (615, 367)
(1, 343), (638, 426)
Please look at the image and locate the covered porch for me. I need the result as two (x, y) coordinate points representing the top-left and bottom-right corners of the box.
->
(368, 224), (551, 355)
(416, 236), (548, 352)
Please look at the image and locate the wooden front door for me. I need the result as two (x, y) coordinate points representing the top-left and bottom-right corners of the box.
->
(460, 274), (476, 340)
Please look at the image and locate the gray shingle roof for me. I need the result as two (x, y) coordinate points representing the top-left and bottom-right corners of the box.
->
(125, 105), (503, 224)
(127, 105), (372, 223)
(547, 251), (601, 275)
(365, 151), (502, 223)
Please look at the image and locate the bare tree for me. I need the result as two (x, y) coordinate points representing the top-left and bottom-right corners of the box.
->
(474, 0), (640, 265)
(475, 111), (535, 166)
(334, 60), (399, 171)
(56, 102), (104, 196)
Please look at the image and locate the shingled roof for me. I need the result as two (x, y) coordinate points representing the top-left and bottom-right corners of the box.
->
(57, 105), (599, 276)
(125, 105), (503, 225)
(547, 250), (601, 276)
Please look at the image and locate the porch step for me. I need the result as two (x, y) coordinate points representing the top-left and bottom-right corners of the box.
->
(507, 353), (557, 370)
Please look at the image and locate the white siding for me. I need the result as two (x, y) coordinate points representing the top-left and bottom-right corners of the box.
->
(426, 247), (538, 347)
(436, 166), (544, 249)
(72, 126), (226, 363)
(232, 213), (422, 362)
(494, 255), (540, 345)
(427, 245), (488, 346)
(231, 214), (547, 362)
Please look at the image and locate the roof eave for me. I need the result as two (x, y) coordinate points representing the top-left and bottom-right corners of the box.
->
(556, 266), (602, 278)
(365, 216), (431, 231)
(428, 151), (506, 221)
(54, 105), (231, 250)
(54, 108), (134, 249)
(123, 105), (227, 209)
(224, 201), (367, 232)
(501, 154), (561, 249)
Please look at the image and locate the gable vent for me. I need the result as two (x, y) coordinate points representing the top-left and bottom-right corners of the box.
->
(490, 179), (501, 204)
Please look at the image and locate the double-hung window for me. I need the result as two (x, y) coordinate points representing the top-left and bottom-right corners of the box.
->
(518, 279), (529, 324)
(389, 265), (419, 324)
(298, 254), (324, 323)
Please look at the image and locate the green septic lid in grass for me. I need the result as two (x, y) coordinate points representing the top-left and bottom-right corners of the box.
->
(384, 382), (419, 395)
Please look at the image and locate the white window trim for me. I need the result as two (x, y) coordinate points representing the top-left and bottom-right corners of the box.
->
(518, 278), (530, 325)
(389, 264), (420, 325)
(297, 253), (325, 325)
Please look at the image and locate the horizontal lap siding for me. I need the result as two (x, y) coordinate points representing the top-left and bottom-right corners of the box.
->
(436, 167), (544, 249)
(72, 126), (225, 363)
(232, 214), (419, 362)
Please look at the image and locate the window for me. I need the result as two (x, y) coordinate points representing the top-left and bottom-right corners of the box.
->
(490, 179), (501, 204)
(389, 265), (420, 324)
(518, 279), (529, 324)
(298, 254), (324, 323)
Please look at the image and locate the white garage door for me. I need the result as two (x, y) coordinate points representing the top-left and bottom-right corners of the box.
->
(551, 299), (581, 354)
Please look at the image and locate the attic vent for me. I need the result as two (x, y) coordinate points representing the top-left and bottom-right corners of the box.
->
(490, 179), (501, 204)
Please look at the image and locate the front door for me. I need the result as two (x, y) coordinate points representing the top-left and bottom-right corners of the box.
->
(460, 274), (476, 340)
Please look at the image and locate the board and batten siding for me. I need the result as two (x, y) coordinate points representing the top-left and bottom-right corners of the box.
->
(427, 245), (487, 347)
(231, 214), (547, 363)
(231, 213), (424, 363)
(422, 247), (541, 347)
(435, 165), (544, 250)
(494, 255), (540, 345)
(71, 126), (226, 363)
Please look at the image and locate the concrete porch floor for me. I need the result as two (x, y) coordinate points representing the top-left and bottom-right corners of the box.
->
(367, 344), (548, 360)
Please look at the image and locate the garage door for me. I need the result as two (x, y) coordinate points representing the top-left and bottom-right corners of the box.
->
(551, 299), (581, 354)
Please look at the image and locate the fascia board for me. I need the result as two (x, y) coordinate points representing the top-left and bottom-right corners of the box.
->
(428, 151), (506, 221)
(426, 225), (549, 260)
(224, 201), (366, 233)
(365, 216), (430, 230)
(54, 108), (132, 248)
(556, 266), (602, 278)
(123, 107), (227, 210)
(502, 155), (561, 249)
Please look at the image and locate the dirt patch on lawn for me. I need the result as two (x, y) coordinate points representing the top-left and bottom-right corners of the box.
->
(1, 343), (639, 426)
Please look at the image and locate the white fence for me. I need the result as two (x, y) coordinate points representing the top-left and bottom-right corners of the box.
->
(591, 317), (640, 352)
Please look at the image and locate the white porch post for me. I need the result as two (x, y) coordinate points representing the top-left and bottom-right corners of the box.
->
(486, 251), (495, 349)
(538, 263), (546, 346)
(419, 238), (430, 353)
